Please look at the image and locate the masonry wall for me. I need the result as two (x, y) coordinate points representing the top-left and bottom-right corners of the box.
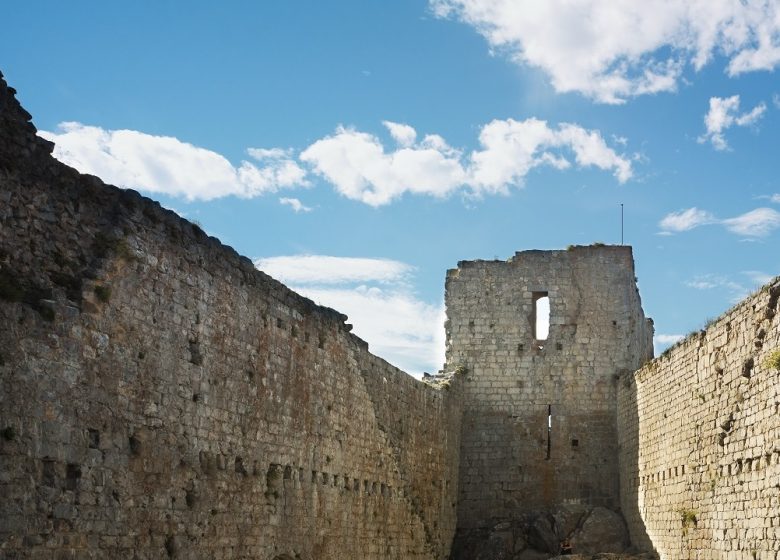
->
(618, 278), (780, 559)
(0, 73), (462, 559)
(444, 248), (653, 530)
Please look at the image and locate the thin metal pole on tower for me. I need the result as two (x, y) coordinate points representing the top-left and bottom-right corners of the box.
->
(620, 203), (624, 245)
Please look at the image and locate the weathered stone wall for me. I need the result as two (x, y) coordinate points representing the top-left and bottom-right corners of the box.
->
(444, 248), (653, 531)
(0, 72), (462, 559)
(8, 62), (780, 559)
(618, 279), (780, 559)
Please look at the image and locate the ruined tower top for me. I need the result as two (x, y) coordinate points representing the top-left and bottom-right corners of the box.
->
(445, 245), (654, 529)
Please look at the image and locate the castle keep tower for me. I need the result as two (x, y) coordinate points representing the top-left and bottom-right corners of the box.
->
(445, 246), (653, 530)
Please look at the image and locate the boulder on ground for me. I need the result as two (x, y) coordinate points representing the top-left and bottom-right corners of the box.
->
(516, 549), (552, 559)
(527, 514), (558, 553)
(475, 528), (514, 560)
(549, 554), (658, 560)
(569, 507), (629, 554)
(552, 503), (588, 540)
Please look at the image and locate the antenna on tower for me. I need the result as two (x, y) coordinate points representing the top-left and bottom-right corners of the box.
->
(620, 203), (624, 245)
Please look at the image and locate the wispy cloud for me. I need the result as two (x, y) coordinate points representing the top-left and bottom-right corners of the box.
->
(743, 270), (775, 285)
(686, 274), (745, 294)
(658, 207), (716, 233)
(686, 270), (775, 302)
(39, 123), (309, 201)
(279, 197), (312, 213)
(654, 333), (685, 354)
(254, 255), (443, 376)
(431, 1), (780, 103)
(756, 193), (780, 204)
(611, 134), (628, 147)
(655, 334), (685, 345)
(659, 207), (780, 237)
(698, 95), (766, 150)
(657, 270), (777, 354)
(722, 208), (780, 236)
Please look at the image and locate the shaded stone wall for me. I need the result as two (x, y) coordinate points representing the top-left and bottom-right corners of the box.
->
(618, 279), (780, 559)
(0, 72), (462, 559)
(444, 248), (653, 530)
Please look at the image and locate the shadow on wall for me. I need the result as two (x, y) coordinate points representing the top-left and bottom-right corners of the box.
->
(618, 372), (654, 552)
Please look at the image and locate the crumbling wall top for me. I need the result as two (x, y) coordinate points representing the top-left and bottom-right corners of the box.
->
(0, 71), (55, 170)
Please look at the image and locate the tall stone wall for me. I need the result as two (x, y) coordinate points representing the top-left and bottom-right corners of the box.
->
(0, 72), (462, 559)
(618, 278), (780, 559)
(444, 248), (653, 531)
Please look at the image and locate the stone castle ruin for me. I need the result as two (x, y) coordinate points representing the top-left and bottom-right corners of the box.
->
(1, 71), (779, 559)
(446, 249), (654, 555)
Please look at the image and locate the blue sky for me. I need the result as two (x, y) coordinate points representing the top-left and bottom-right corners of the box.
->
(3, 1), (780, 375)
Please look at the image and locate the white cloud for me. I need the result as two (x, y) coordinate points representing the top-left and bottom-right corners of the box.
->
(254, 255), (443, 376)
(247, 147), (291, 159)
(430, 0), (780, 103)
(39, 122), (309, 201)
(43, 118), (631, 208)
(468, 118), (564, 193)
(698, 95), (766, 150)
(772, 194), (780, 203)
(468, 118), (633, 191)
(279, 197), (312, 213)
(722, 207), (780, 236)
(301, 119), (632, 206)
(655, 334), (685, 345)
(658, 207), (716, 233)
(654, 333), (685, 355)
(383, 120), (418, 147)
(734, 104), (767, 126)
(773, 93), (780, 109)
(558, 124), (634, 182)
(659, 206), (780, 237)
(298, 286), (445, 376)
(299, 125), (467, 206)
(686, 274), (744, 293)
(254, 255), (413, 286)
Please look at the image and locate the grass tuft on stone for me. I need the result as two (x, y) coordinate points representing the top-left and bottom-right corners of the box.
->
(678, 508), (697, 535)
(93, 232), (135, 261)
(763, 349), (780, 370)
(94, 285), (111, 303)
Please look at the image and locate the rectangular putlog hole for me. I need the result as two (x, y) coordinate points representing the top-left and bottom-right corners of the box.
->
(88, 428), (100, 449)
(65, 463), (81, 490)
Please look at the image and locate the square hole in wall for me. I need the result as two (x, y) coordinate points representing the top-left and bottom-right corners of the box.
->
(571, 438), (579, 448)
(88, 428), (100, 449)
